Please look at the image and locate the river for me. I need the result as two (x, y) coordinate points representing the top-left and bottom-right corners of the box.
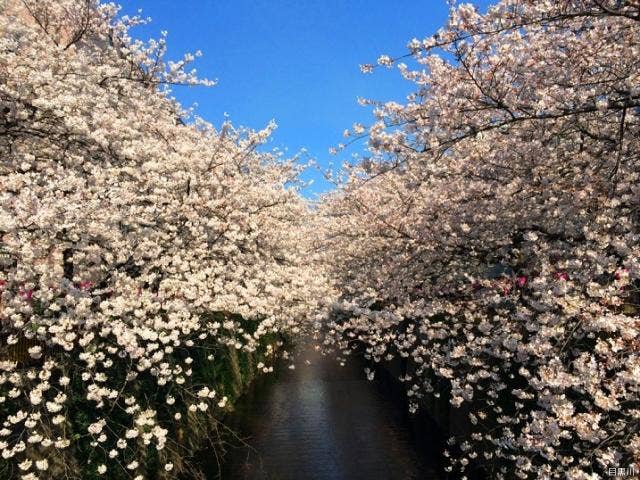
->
(206, 339), (445, 480)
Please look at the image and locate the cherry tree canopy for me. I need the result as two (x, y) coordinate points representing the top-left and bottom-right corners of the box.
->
(320, 1), (639, 478)
(1, 0), (638, 479)
(0, 0), (329, 477)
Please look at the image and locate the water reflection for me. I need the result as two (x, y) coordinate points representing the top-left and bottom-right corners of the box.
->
(214, 341), (444, 480)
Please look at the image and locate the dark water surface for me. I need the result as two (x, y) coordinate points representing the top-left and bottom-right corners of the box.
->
(210, 341), (444, 480)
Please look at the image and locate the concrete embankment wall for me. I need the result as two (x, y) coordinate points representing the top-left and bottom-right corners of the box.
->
(369, 355), (485, 480)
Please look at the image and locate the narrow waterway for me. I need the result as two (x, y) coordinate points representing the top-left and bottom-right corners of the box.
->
(213, 340), (444, 480)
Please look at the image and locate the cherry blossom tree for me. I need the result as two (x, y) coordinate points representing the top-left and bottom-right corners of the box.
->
(321, 1), (639, 478)
(0, 1), (328, 478)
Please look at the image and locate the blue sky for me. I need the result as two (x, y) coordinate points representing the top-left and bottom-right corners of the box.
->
(117, 1), (489, 197)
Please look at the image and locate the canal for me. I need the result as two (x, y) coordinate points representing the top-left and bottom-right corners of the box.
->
(208, 339), (445, 480)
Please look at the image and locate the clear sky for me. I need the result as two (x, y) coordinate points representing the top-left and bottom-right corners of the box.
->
(117, 0), (489, 198)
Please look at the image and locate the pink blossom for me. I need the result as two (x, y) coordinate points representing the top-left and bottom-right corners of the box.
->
(19, 288), (33, 300)
(614, 268), (629, 280)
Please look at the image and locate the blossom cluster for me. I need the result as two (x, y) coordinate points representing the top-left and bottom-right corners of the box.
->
(321, 1), (639, 478)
